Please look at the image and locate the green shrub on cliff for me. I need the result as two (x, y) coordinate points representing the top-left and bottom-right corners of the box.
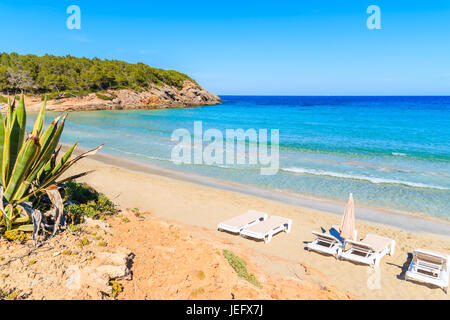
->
(0, 52), (197, 94)
(95, 92), (117, 100)
(40, 91), (89, 101)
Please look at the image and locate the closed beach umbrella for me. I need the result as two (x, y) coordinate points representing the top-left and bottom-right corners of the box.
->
(340, 193), (355, 240)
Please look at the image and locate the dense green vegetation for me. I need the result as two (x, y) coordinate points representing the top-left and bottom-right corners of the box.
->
(0, 52), (196, 95)
(64, 181), (117, 224)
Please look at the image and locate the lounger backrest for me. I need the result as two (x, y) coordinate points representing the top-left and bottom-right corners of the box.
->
(346, 239), (376, 254)
(414, 249), (448, 270)
(362, 234), (392, 252)
(312, 231), (338, 243)
(222, 210), (266, 228)
(245, 216), (289, 233)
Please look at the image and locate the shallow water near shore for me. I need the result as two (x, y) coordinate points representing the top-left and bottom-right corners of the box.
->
(74, 150), (450, 236)
(28, 96), (450, 220)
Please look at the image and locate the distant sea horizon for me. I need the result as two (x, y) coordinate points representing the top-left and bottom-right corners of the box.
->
(30, 95), (450, 220)
(217, 95), (450, 97)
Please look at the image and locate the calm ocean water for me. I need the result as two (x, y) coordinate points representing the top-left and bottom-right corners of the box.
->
(31, 96), (450, 219)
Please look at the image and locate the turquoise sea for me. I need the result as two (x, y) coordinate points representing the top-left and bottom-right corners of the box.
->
(34, 96), (450, 219)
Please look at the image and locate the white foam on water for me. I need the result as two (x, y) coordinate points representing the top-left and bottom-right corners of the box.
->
(282, 167), (449, 190)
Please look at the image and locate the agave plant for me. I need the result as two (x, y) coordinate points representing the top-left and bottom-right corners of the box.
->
(0, 93), (102, 239)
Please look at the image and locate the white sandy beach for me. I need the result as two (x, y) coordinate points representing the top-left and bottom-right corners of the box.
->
(65, 150), (450, 300)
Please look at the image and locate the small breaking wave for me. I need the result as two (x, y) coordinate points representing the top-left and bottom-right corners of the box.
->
(281, 167), (449, 190)
(108, 147), (170, 162)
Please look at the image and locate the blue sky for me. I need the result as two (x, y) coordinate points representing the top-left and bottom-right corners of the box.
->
(0, 1), (449, 95)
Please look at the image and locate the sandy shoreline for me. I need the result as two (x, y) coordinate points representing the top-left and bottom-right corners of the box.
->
(65, 149), (450, 299)
(72, 146), (450, 236)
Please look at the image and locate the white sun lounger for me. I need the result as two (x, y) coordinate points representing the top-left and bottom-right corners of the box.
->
(240, 216), (292, 243)
(307, 226), (358, 257)
(338, 234), (396, 268)
(405, 248), (449, 294)
(217, 210), (268, 234)
(307, 231), (342, 256)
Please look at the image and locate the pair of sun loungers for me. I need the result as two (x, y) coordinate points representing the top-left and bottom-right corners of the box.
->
(217, 210), (292, 243)
(218, 211), (449, 293)
(308, 228), (449, 293)
(307, 228), (395, 268)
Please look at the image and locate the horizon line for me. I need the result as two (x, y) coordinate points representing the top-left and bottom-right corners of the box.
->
(216, 94), (450, 97)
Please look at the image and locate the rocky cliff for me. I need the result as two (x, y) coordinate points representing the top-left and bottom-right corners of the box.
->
(22, 81), (220, 112)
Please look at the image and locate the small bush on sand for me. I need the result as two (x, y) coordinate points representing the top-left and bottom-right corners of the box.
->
(65, 204), (85, 225)
(65, 181), (117, 223)
(78, 238), (89, 247)
(0, 289), (21, 300)
(68, 224), (82, 233)
(196, 270), (205, 280)
(66, 199), (116, 222)
(64, 181), (99, 204)
(118, 214), (130, 223)
(190, 287), (205, 297)
(223, 250), (262, 288)
(4, 230), (30, 242)
(109, 280), (123, 298)
(98, 241), (107, 247)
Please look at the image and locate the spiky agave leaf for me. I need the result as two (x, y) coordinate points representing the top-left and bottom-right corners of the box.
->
(14, 114), (65, 200)
(35, 142), (73, 186)
(13, 216), (30, 224)
(36, 113), (67, 171)
(15, 94), (26, 154)
(31, 97), (47, 137)
(0, 96), (102, 237)
(5, 94), (26, 183)
(16, 144), (103, 204)
(53, 170), (95, 185)
(42, 144), (103, 186)
(3, 205), (14, 230)
(4, 135), (40, 203)
(2, 100), (13, 186)
(0, 112), (5, 186)
(35, 114), (62, 164)
(50, 142), (77, 176)
(36, 148), (58, 183)
(0, 187), (6, 223)
(6, 97), (14, 129)
(17, 224), (33, 232)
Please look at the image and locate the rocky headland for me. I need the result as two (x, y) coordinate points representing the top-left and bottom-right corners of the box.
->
(3, 80), (220, 113)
